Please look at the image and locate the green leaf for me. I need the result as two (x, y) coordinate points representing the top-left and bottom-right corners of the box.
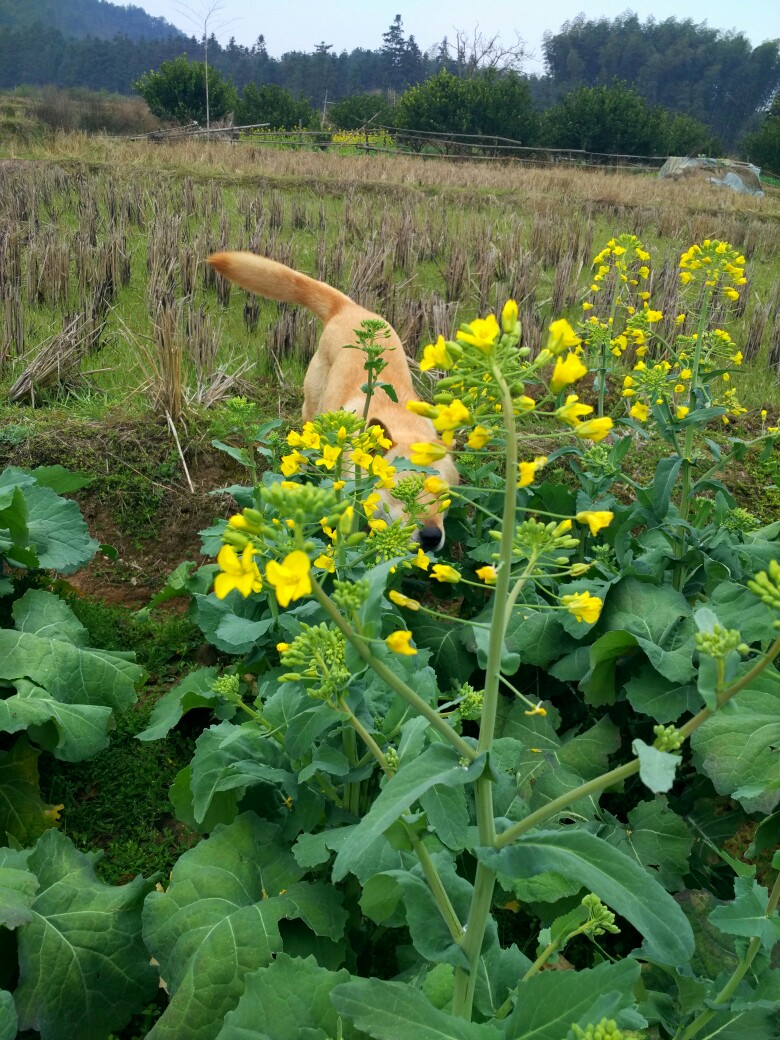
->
(496, 608), (576, 668)
(332, 746), (486, 882)
(28, 465), (93, 493)
(215, 954), (359, 1040)
(0, 846), (37, 928)
(709, 876), (780, 949)
(0, 990), (17, 1040)
(137, 667), (221, 741)
(194, 593), (271, 654)
(650, 456), (682, 520)
(632, 739), (681, 793)
(144, 813), (341, 1040)
(624, 672), (700, 723)
(11, 589), (88, 644)
(189, 721), (295, 824)
(361, 853), (479, 970)
(331, 978), (503, 1039)
(501, 960), (641, 1040)
(420, 784), (469, 851)
(690, 669), (780, 813)
(0, 738), (64, 844)
(479, 829), (694, 964)
(18, 482), (99, 573)
(0, 679), (113, 761)
(409, 616), (475, 689)
(14, 829), (157, 1040)
(169, 765), (240, 833)
(710, 582), (778, 645)
(603, 796), (694, 891)
(600, 578), (696, 684)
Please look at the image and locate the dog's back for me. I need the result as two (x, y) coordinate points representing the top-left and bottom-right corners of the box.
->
(208, 251), (458, 549)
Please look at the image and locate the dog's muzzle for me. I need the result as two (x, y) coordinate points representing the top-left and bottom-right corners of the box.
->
(416, 524), (445, 552)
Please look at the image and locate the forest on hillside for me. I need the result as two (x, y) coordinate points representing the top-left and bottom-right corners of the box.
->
(0, 5), (778, 151)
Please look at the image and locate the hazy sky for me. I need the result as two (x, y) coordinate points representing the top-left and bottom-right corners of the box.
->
(133, 1), (779, 73)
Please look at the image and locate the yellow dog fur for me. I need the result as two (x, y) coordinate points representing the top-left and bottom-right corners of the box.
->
(208, 251), (458, 550)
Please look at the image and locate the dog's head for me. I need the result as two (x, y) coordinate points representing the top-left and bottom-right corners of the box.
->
(368, 414), (459, 553)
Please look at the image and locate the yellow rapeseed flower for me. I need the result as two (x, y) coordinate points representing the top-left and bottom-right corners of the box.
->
(555, 394), (593, 427)
(410, 441), (448, 465)
(420, 335), (454, 372)
(517, 455), (548, 488)
(412, 548), (431, 571)
(550, 352), (588, 394)
(388, 590), (421, 611)
(214, 544), (263, 599)
(386, 630), (417, 655)
(630, 402), (649, 422)
(423, 475), (449, 496)
(467, 425), (492, 449)
(456, 314), (500, 352)
(561, 590), (603, 624)
(574, 417), (613, 442)
(575, 510), (614, 536)
(431, 564), (461, 583)
(676, 406), (690, 420)
(502, 299), (519, 333)
(546, 319), (582, 356)
(265, 550), (312, 608)
(475, 565), (497, 585)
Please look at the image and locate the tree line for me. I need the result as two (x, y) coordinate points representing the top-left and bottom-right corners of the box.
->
(1, 12), (778, 161)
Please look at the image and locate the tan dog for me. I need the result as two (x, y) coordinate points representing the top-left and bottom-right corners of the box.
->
(207, 252), (458, 550)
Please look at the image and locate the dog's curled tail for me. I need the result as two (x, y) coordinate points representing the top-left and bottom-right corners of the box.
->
(207, 251), (349, 324)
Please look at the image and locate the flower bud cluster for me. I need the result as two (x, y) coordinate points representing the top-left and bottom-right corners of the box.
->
(571, 1019), (624, 1040)
(694, 624), (746, 660)
(653, 724), (683, 752)
(278, 623), (350, 704)
(747, 560), (780, 614)
(581, 894), (620, 936)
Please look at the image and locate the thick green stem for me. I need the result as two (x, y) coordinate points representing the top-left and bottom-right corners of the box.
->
(452, 366), (518, 1020)
(310, 578), (476, 761)
(342, 724), (360, 816)
(673, 287), (712, 591)
(496, 760), (640, 848)
(677, 870), (780, 1040)
(340, 700), (465, 947)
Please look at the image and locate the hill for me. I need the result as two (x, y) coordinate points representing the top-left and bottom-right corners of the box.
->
(0, 0), (185, 42)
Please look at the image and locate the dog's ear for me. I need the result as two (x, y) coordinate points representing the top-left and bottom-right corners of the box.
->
(366, 417), (395, 452)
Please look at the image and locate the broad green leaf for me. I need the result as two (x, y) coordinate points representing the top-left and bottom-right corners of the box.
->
(215, 954), (361, 1040)
(0, 680), (113, 761)
(583, 631), (638, 705)
(189, 721), (296, 824)
(361, 853), (481, 971)
(0, 630), (141, 715)
(690, 669), (780, 813)
(194, 592), (271, 654)
(420, 784), (469, 850)
(144, 813), (340, 1040)
(632, 739), (681, 793)
(14, 829), (157, 1040)
(28, 465), (93, 493)
(216, 613), (275, 647)
(137, 667), (221, 741)
(0, 846), (37, 929)
(262, 683), (338, 759)
(624, 672), (700, 723)
(501, 959), (641, 1040)
(0, 990), (17, 1040)
(332, 746), (486, 882)
(293, 826), (415, 885)
(0, 738), (64, 844)
(19, 482), (99, 573)
(709, 876), (780, 949)
(502, 608), (576, 668)
(674, 890), (738, 979)
(11, 589), (88, 645)
(474, 943), (532, 1020)
(409, 616), (476, 688)
(650, 456), (682, 520)
(331, 978), (503, 1039)
(732, 970), (780, 1012)
(169, 765), (240, 833)
(600, 578), (696, 684)
(603, 796), (694, 891)
(478, 829), (694, 964)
